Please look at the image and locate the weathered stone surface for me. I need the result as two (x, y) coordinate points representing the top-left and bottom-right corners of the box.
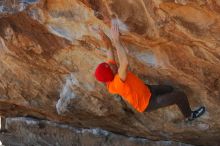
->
(0, 117), (194, 146)
(0, 0), (220, 146)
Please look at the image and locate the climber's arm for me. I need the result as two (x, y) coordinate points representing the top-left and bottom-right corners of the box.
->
(97, 28), (116, 62)
(104, 36), (115, 62)
(111, 20), (128, 81)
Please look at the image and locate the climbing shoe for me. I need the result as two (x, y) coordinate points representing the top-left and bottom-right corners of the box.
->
(188, 106), (206, 121)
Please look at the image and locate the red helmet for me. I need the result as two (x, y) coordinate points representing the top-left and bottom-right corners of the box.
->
(95, 62), (114, 82)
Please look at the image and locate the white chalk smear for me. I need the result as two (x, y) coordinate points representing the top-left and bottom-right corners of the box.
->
(56, 73), (79, 115)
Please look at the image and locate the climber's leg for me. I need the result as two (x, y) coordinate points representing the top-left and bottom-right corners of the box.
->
(147, 85), (174, 96)
(146, 90), (192, 118)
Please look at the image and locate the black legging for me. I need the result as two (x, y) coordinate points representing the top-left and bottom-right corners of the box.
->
(145, 85), (192, 118)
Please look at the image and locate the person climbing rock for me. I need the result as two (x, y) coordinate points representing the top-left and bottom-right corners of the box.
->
(94, 18), (205, 121)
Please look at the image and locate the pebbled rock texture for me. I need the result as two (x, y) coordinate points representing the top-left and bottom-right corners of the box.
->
(0, 0), (220, 146)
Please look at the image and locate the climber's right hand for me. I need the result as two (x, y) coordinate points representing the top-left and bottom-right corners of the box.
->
(111, 19), (120, 46)
(93, 26), (112, 49)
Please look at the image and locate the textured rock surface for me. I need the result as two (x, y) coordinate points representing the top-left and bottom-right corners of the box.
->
(0, 0), (220, 146)
(0, 117), (193, 146)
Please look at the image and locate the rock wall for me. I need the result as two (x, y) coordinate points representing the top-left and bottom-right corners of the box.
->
(0, 117), (194, 146)
(0, 0), (220, 146)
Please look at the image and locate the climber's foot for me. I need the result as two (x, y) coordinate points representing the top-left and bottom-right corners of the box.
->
(187, 106), (206, 121)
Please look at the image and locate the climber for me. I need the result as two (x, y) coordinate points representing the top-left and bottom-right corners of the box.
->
(94, 19), (205, 121)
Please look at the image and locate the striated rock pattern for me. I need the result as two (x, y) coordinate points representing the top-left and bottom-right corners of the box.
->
(0, 0), (220, 146)
(0, 117), (194, 146)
